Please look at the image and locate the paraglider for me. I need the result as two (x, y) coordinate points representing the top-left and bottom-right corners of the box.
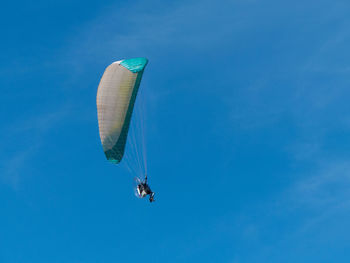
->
(96, 58), (155, 202)
(136, 175), (155, 202)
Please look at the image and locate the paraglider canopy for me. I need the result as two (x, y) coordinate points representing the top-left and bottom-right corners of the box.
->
(96, 58), (148, 164)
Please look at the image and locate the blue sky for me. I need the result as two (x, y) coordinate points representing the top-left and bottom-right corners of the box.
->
(1, 0), (350, 262)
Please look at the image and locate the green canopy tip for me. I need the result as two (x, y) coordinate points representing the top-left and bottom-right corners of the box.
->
(108, 158), (121, 164)
(120, 57), (148, 73)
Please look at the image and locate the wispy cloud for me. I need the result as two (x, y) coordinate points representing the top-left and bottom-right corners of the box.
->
(0, 146), (38, 190)
(199, 158), (350, 262)
(0, 107), (69, 189)
(56, 0), (262, 69)
(286, 160), (350, 211)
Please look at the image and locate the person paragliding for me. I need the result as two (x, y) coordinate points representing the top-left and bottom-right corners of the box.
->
(136, 175), (155, 202)
(97, 58), (155, 203)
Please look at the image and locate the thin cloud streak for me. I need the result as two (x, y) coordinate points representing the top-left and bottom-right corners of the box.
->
(0, 107), (69, 189)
